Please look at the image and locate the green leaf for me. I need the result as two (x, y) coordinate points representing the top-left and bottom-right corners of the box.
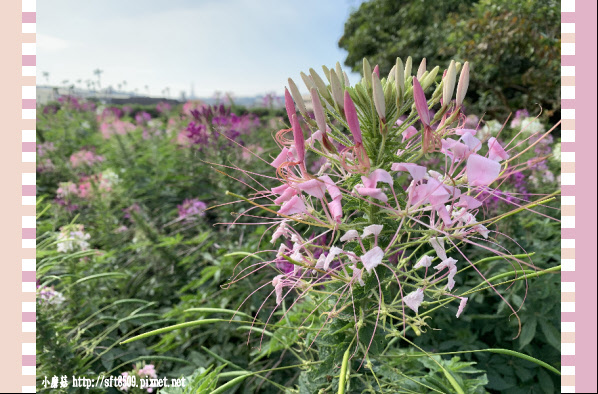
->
(518, 317), (537, 349)
(539, 319), (561, 351)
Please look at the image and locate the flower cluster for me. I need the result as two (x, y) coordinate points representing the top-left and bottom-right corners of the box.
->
(57, 95), (96, 112)
(37, 283), (66, 306)
(57, 224), (91, 253)
(177, 103), (260, 149)
(225, 57), (556, 351)
(177, 198), (207, 220)
(70, 149), (105, 168)
(120, 363), (158, 393)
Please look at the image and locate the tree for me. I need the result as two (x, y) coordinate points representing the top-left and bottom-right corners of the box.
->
(338, 0), (560, 118)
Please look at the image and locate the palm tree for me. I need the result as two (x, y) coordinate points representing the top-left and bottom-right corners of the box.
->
(93, 69), (103, 89)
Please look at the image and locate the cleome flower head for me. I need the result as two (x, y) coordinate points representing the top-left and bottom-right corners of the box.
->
(221, 55), (559, 361)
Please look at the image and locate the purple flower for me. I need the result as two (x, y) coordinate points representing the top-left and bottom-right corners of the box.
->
(177, 198), (207, 220)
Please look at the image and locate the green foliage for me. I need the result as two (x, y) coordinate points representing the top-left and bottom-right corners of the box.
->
(338, 0), (560, 118)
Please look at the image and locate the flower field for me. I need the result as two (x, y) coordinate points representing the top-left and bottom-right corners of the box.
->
(37, 57), (561, 393)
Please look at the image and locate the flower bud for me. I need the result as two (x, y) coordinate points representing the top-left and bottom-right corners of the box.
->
(335, 62), (344, 87)
(309, 68), (331, 101)
(284, 87), (296, 122)
(372, 71), (386, 121)
(329, 69), (344, 110)
(321, 65), (331, 83)
(387, 65), (396, 82)
(456, 61), (470, 107)
(300, 71), (315, 91)
(417, 57), (427, 79)
(373, 64), (380, 78)
(421, 66), (439, 90)
(344, 91), (363, 144)
(405, 56), (413, 77)
(310, 88), (327, 133)
(395, 57), (405, 106)
(442, 60), (456, 107)
(343, 71), (350, 87)
(291, 114), (305, 164)
(362, 58), (372, 88)
(412, 77), (430, 126)
(288, 78), (307, 115)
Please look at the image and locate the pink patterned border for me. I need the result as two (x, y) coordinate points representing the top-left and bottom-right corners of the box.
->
(21, 0), (37, 392)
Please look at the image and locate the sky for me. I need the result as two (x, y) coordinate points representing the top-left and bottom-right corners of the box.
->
(38, 0), (364, 98)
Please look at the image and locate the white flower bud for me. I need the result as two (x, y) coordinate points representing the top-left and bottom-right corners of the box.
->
(417, 58), (427, 79)
(363, 58), (372, 88)
(329, 69), (344, 110)
(396, 57), (404, 106)
(442, 60), (456, 106)
(456, 61), (470, 107)
(300, 71), (315, 91)
(321, 65), (331, 83)
(288, 78), (307, 115)
(372, 71), (385, 121)
(309, 68), (331, 101)
(405, 56), (413, 77)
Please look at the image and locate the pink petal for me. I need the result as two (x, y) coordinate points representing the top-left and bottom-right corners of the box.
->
(487, 137), (510, 162)
(408, 182), (431, 207)
(474, 223), (490, 239)
(397, 119), (419, 142)
(274, 187), (298, 204)
(344, 91), (362, 144)
(404, 288), (425, 313)
(373, 64), (380, 78)
(467, 153), (501, 186)
(412, 77), (430, 126)
(435, 204), (453, 226)
(340, 230), (360, 242)
(455, 128), (477, 136)
(456, 195), (483, 210)
(414, 255), (433, 269)
(270, 147), (294, 168)
(361, 246), (384, 273)
(319, 175), (342, 200)
(278, 195), (307, 216)
(271, 184), (289, 195)
(460, 133), (482, 152)
(456, 297), (468, 318)
(356, 187), (388, 203)
(324, 246), (343, 270)
(362, 224), (383, 239)
(327, 197), (343, 223)
(441, 139), (470, 161)
(297, 179), (326, 199)
(362, 169), (394, 188)
(391, 163), (427, 182)
(429, 237), (447, 261)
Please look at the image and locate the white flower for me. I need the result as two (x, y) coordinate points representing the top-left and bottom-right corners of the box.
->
(361, 246), (384, 273)
(520, 117), (545, 135)
(57, 225), (91, 253)
(404, 288), (425, 313)
(414, 255), (433, 269)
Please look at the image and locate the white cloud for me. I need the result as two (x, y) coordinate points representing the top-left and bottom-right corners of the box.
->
(37, 34), (71, 52)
